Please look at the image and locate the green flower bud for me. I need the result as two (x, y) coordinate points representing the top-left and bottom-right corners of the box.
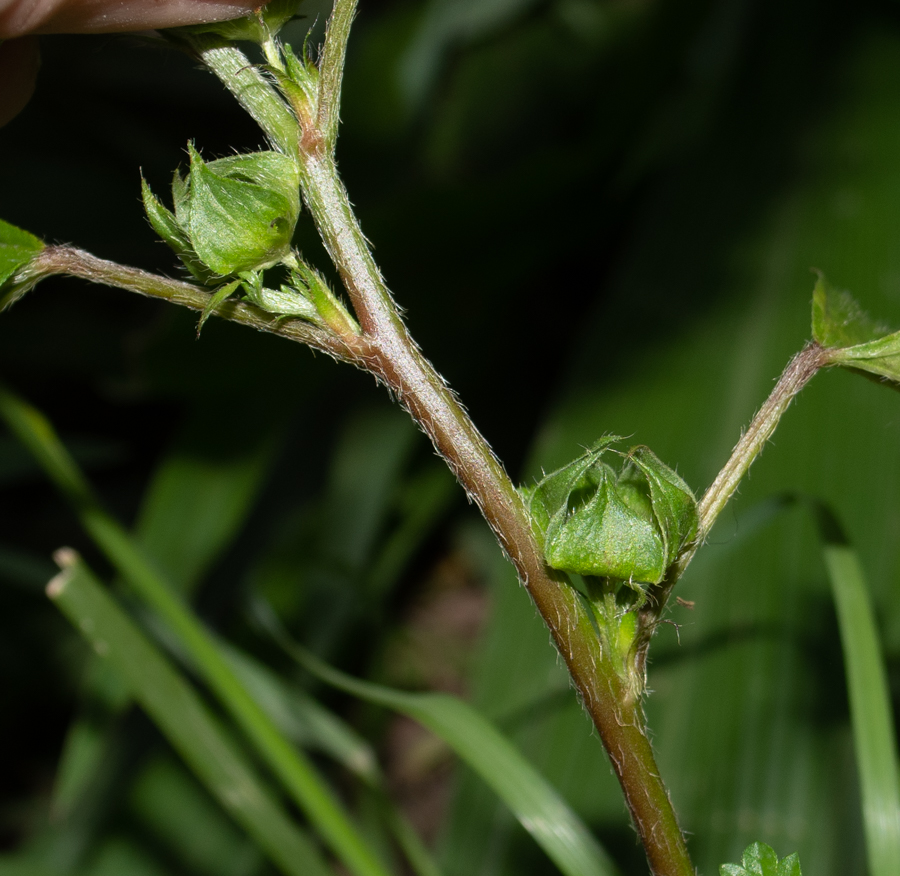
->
(142, 146), (301, 279)
(527, 439), (698, 589)
(185, 145), (300, 275)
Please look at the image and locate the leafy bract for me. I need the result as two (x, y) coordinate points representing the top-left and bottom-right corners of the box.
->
(526, 438), (698, 589)
(719, 842), (801, 876)
(812, 273), (900, 387)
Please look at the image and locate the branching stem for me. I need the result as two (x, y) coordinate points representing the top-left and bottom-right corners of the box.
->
(635, 343), (831, 667)
(696, 341), (830, 539)
(24, 246), (358, 364)
(286, 10), (697, 867)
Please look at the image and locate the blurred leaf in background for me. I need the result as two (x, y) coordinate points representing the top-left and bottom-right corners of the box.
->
(2, 0), (900, 874)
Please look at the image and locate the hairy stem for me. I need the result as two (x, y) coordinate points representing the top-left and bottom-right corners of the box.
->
(635, 342), (831, 665)
(696, 341), (829, 538)
(294, 146), (695, 876)
(23, 246), (357, 363)
(317, 0), (358, 151)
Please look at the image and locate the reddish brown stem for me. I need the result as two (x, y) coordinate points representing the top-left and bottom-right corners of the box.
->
(297, 148), (695, 875)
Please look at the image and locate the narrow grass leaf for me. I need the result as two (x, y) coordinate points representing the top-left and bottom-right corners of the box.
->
(129, 756), (262, 876)
(814, 504), (900, 876)
(51, 403), (280, 819)
(0, 384), (393, 876)
(253, 600), (620, 876)
(135, 404), (281, 596)
(46, 552), (330, 876)
(220, 642), (446, 876)
(220, 642), (380, 784)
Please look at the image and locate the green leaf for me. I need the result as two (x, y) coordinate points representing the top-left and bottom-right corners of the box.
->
(811, 273), (900, 387)
(253, 600), (621, 876)
(0, 218), (45, 310)
(185, 145), (299, 276)
(811, 272), (887, 348)
(47, 552), (331, 876)
(219, 642), (380, 785)
(719, 842), (801, 876)
(828, 329), (900, 386)
(0, 218), (43, 288)
(814, 504), (900, 876)
(129, 755), (263, 876)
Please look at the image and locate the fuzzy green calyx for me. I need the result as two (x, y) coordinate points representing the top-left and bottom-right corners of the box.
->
(142, 146), (301, 279)
(527, 438), (698, 590)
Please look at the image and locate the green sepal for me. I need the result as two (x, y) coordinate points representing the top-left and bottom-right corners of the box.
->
(196, 278), (243, 335)
(527, 436), (622, 541)
(141, 177), (214, 285)
(185, 144), (300, 276)
(719, 842), (801, 876)
(240, 269), (318, 322)
(626, 446), (699, 563)
(173, 0), (304, 43)
(0, 218), (44, 289)
(812, 272), (900, 388)
(527, 437), (697, 588)
(204, 151), (301, 223)
(172, 169), (191, 227)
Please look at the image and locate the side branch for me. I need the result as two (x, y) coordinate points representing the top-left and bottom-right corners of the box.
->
(24, 246), (358, 363)
(638, 342), (831, 652)
(697, 341), (829, 539)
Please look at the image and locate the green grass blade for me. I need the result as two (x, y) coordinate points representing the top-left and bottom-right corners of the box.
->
(46, 551), (330, 876)
(134, 405), (281, 595)
(53, 405), (280, 820)
(219, 642), (445, 876)
(219, 641), (381, 784)
(814, 504), (900, 876)
(0, 384), (393, 876)
(252, 600), (620, 876)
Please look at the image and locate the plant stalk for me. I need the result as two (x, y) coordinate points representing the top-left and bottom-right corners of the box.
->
(22, 246), (356, 363)
(695, 341), (830, 540)
(294, 147), (695, 875)
(635, 342), (830, 664)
